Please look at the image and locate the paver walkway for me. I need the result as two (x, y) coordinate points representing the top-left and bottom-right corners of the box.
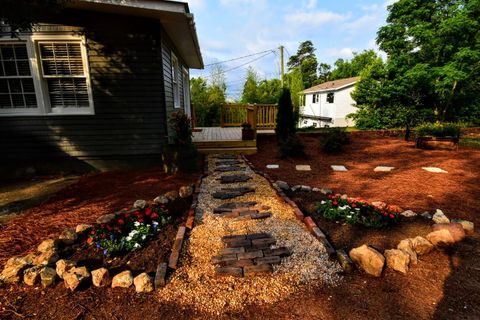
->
(157, 155), (340, 314)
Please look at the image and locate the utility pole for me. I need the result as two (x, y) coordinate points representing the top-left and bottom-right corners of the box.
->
(279, 45), (285, 87)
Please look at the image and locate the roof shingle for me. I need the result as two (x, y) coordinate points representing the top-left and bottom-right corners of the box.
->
(303, 76), (360, 93)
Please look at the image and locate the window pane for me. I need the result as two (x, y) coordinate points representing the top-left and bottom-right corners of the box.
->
(3, 61), (17, 76)
(1, 45), (14, 60)
(17, 60), (31, 76)
(0, 79), (8, 93)
(24, 94), (37, 108)
(11, 94), (25, 107)
(0, 94), (11, 108)
(39, 42), (84, 76)
(47, 78), (89, 108)
(9, 79), (22, 93)
(22, 79), (35, 93)
(14, 44), (28, 59)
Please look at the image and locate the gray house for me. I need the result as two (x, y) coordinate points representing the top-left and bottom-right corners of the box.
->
(0, 0), (203, 174)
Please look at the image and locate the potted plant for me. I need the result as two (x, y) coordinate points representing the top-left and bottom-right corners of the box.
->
(415, 123), (460, 150)
(241, 122), (255, 140)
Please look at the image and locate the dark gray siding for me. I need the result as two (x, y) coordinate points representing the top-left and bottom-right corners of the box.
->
(0, 11), (169, 164)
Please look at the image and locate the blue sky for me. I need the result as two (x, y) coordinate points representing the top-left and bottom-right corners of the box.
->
(186, 0), (394, 99)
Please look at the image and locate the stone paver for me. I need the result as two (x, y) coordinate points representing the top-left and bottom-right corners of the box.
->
(266, 164), (279, 169)
(295, 165), (311, 171)
(422, 167), (448, 173)
(331, 165), (348, 172)
(374, 166), (395, 172)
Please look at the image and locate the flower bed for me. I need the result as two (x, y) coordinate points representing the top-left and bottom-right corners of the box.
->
(317, 194), (401, 228)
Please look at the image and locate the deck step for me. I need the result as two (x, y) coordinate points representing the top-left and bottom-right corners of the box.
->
(194, 140), (256, 149)
(196, 147), (257, 155)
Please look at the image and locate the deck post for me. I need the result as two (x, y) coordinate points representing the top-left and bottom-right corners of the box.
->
(220, 104), (225, 128)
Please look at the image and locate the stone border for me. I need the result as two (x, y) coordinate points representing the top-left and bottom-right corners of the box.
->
(241, 156), (339, 262)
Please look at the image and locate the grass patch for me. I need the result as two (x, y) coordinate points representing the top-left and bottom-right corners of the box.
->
(460, 137), (480, 149)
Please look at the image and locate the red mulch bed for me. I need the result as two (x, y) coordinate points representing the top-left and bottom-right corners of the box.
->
(248, 134), (480, 225)
(0, 166), (201, 267)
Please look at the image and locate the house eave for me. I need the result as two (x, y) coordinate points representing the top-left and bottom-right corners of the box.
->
(68, 0), (204, 69)
(303, 81), (357, 95)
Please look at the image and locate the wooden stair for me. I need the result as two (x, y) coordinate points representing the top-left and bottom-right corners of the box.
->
(194, 140), (257, 155)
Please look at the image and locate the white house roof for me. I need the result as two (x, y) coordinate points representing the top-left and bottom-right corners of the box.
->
(303, 76), (360, 94)
(68, 0), (204, 69)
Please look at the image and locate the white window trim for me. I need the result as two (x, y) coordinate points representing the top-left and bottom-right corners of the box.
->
(171, 52), (181, 109)
(182, 67), (191, 116)
(0, 34), (94, 116)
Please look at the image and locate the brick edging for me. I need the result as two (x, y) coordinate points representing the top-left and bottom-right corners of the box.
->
(241, 155), (338, 260)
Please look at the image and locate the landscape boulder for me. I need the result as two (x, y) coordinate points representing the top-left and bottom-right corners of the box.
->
(56, 259), (76, 279)
(153, 195), (169, 205)
(40, 267), (56, 287)
(411, 236), (434, 255)
(400, 210), (417, 218)
(63, 267), (91, 291)
(451, 219), (474, 235)
(274, 180), (289, 191)
(37, 239), (58, 253)
(33, 249), (59, 266)
(59, 228), (78, 245)
(165, 190), (179, 202)
(432, 209), (450, 224)
(384, 249), (410, 274)
(397, 239), (418, 264)
(92, 268), (111, 287)
(134, 272), (154, 293)
(112, 270), (133, 289)
(426, 229), (455, 247)
(23, 266), (42, 286)
(133, 199), (147, 209)
(96, 214), (116, 224)
(349, 245), (385, 277)
(75, 224), (93, 234)
(2, 255), (33, 283)
(432, 222), (465, 242)
(179, 185), (193, 198)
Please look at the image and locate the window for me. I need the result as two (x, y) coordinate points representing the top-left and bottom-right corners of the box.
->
(0, 36), (93, 116)
(171, 53), (180, 108)
(327, 92), (334, 103)
(0, 42), (38, 113)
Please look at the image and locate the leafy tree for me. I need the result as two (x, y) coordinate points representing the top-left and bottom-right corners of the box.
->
(275, 88), (304, 158)
(316, 63), (332, 84)
(330, 50), (382, 80)
(257, 78), (282, 104)
(285, 67), (304, 117)
(241, 67), (259, 103)
(288, 40), (318, 88)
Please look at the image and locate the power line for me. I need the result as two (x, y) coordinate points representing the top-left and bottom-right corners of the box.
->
(204, 49), (276, 67)
(201, 51), (275, 79)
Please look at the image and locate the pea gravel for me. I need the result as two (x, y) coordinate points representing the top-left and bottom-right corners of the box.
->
(156, 156), (341, 314)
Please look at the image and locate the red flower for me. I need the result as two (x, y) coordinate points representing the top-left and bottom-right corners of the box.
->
(87, 237), (93, 244)
(90, 230), (96, 235)
(389, 214), (395, 219)
(332, 201), (338, 205)
(151, 213), (158, 219)
(351, 203), (357, 208)
(102, 234), (106, 239)
(138, 219), (144, 223)
(107, 225), (113, 231)
(134, 211), (140, 215)
(118, 219), (125, 225)
(145, 208), (152, 216)
(125, 212), (131, 218)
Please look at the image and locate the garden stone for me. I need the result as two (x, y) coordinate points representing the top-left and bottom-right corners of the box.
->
(374, 166), (395, 172)
(301, 185), (312, 192)
(75, 224), (93, 234)
(215, 166), (245, 172)
(349, 244), (384, 277)
(56, 259), (76, 279)
(420, 212), (432, 220)
(112, 270), (133, 289)
(397, 239), (418, 264)
(220, 175), (252, 184)
(331, 165), (348, 172)
(451, 219), (474, 235)
(214, 202), (257, 213)
(296, 165), (311, 171)
(372, 201), (387, 208)
(153, 195), (169, 205)
(134, 272), (154, 293)
(275, 180), (289, 191)
(320, 188), (333, 195)
(38, 239), (58, 253)
(400, 210), (417, 218)
(96, 214), (116, 224)
(384, 249), (410, 274)
(2, 256), (33, 283)
(133, 199), (147, 209)
(340, 194), (348, 200)
(432, 209), (450, 224)
(411, 236), (434, 255)
(165, 190), (179, 201)
(426, 229), (455, 247)
(291, 185), (302, 192)
(59, 228), (78, 245)
(422, 167), (448, 173)
(179, 185), (193, 198)
(63, 267), (90, 291)
(23, 266), (42, 286)
(92, 268), (111, 287)
(266, 164), (279, 169)
(433, 223), (465, 242)
(33, 249), (59, 266)
(40, 267), (56, 287)
(312, 187), (321, 192)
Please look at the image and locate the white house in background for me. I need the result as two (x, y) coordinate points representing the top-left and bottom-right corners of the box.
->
(298, 76), (360, 128)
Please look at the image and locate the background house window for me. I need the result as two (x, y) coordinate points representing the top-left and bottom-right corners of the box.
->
(327, 92), (334, 103)
(312, 94), (317, 103)
(171, 54), (180, 108)
(0, 43), (38, 112)
(38, 42), (90, 111)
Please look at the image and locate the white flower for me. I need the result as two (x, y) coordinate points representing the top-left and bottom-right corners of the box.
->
(142, 235), (146, 240)
(134, 221), (140, 227)
(126, 236), (132, 241)
(134, 243), (141, 248)
(320, 200), (326, 204)
(152, 221), (159, 226)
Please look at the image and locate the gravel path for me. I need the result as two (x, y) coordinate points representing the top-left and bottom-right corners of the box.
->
(157, 155), (341, 314)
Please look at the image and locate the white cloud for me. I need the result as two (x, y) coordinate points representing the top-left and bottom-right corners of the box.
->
(284, 11), (349, 27)
(305, 0), (317, 9)
(326, 47), (355, 59)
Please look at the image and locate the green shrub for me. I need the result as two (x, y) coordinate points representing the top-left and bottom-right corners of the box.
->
(415, 122), (461, 138)
(278, 134), (305, 159)
(319, 127), (350, 153)
(275, 88), (297, 142)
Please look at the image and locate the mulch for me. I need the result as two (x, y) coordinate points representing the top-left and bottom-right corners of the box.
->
(247, 134), (480, 225)
(0, 166), (201, 267)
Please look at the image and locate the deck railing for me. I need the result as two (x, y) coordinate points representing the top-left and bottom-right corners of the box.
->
(220, 103), (277, 129)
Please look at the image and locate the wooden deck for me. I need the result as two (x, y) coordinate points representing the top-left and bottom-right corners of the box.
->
(193, 127), (257, 154)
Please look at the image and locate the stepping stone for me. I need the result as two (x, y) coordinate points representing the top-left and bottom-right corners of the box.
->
(374, 166), (395, 172)
(295, 165), (311, 171)
(266, 164), (279, 169)
(212, 187), (255, 200)
(216, 160), (242, 166)
(219, 174), (252, 184)
(213, 202), (257, 213)
(422, 167), (448, 173)
(215, 155), (237, 159)
(215, 166), (245, 172)
(331, 165), (348, 172)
